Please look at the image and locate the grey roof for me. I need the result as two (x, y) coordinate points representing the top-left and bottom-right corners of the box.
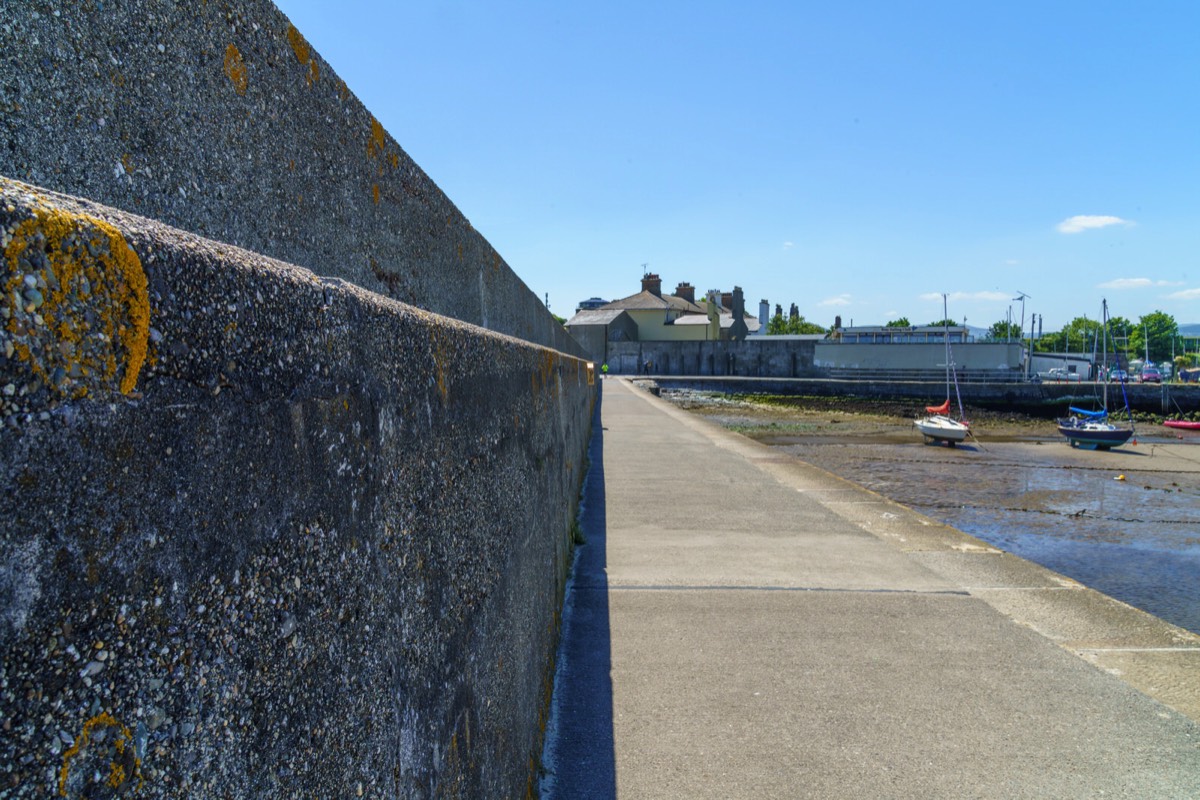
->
(601, 290), (704, 314)
(566, 308), (632, 327)
(673, 313), (762, 332)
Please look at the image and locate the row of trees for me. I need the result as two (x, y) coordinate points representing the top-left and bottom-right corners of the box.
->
(763, 307), (1195, 367)
(979, 311), (1192, 367)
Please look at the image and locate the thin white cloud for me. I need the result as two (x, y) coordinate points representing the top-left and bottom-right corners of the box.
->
(919, 291), (1010, 302)
(1098, 277), (1183, 290)
(782, 241), (794, 249)
(1057, 215), (1133, 234)
(819, 294), (851, 307)
(1166, 288), (1200, 300)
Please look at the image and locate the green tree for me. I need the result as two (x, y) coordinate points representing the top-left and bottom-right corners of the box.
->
(787, 316), (827, 335)
(927, 318), (959, 328)
(885, 317), (911, 328)
(1033, 316), (1102, 354)
(1129, 311), (1178, 363)
(985, 320), (1022, 341)
(766, 313), (827, 335)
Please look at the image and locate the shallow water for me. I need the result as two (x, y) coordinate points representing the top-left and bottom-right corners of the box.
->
(771, 437), (1200, 635)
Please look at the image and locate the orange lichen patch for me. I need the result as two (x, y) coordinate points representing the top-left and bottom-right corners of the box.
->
(58, 711), (143, 797)
(121, 154), (133, 175)
(110, 71), (125, 88)
(430, 330), (450, 403)
(366, 117), (387, 160)
(529, 350), (560, 403)
(389, 152), (399, 170)
(372, 184), (380, 205)
(3, 203), (150, 397)
(224, 44), (248, 95)
(286, 24), (310, 64)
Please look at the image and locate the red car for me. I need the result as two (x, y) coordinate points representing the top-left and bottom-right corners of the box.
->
(1140, 365), (1162, 383)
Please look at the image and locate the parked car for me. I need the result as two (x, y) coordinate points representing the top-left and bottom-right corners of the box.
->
(1041, 367), (1082, 382)
(1108, 368), (1129, 383)
(1140, 365), (1162, 383)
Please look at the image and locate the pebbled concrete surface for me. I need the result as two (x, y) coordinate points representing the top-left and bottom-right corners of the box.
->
(0, 0), (579, 355)
(0, 178), (595, 798)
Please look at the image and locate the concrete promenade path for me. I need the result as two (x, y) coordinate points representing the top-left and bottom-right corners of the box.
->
(541, 377), (1200, 799)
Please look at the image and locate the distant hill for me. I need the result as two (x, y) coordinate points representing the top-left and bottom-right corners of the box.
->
(1179, 323), (1200, 337)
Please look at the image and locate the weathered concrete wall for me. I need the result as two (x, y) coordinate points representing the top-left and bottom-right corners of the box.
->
(814, 341), (1022, 371)
(606, 339), (817, 377)
(0, 0), (580, 356)
(649, 376), (1200, 415)
(0, 179), (594, 797)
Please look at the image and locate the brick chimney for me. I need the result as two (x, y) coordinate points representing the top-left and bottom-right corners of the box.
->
(641, 272), (663, 297)
(674, 282), (695, 304)
(721, 291), (733, 310)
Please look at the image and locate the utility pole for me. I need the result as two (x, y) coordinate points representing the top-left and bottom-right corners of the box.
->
(1013, 291), (1031, 379)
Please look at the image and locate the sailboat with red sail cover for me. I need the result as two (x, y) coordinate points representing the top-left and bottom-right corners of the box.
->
(913, 296), (971, 446)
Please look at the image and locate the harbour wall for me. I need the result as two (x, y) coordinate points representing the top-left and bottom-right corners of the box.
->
(602, 340), (1024, 380)
(648, 376), (1200, 416)
(0, 0), (580, 357)
(0, 0), (597, 795)
(0, 178), (594, 797)
(605, 339), (817, 377)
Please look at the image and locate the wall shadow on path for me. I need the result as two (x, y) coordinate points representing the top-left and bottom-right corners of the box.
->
(541, 383), (617, 798)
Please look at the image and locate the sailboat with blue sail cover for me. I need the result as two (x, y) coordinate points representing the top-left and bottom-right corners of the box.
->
(1056, 300), (1134, 450)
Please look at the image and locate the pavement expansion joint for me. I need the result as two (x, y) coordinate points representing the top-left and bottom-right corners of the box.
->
(602, 584), (971, 595)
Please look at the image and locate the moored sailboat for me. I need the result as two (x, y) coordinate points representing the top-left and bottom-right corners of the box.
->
(914, 295), (971, 446)
(1056, 300), (1134, 450)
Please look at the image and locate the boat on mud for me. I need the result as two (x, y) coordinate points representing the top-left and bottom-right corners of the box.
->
(914, 295), (971, 446)
(1056, 299), (1134, 451)
(1057, 407), (1134, 450)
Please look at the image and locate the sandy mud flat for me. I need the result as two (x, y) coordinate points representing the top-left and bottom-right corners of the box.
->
(661, 387), (1200, 635)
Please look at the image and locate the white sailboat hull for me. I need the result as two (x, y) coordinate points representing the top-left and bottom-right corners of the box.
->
(914, 415), (970, 444)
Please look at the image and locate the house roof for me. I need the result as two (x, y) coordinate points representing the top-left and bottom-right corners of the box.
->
(673, 313), (762, 332)
(601, 290), (704, 314)
(565, 308), (632, 327)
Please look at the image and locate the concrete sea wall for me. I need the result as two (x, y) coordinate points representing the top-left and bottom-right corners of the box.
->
(3, 1), (598, 795)
(0, 0), (578, 356)
(605, 339), (817, 377)
(0, 177), (592, 796)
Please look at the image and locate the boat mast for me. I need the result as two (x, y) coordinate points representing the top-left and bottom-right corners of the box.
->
(1102, 299), (1109, 411)
(941, 294), (950, 402)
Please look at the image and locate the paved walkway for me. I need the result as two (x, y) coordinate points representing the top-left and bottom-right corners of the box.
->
(542, 377), (1200, 799)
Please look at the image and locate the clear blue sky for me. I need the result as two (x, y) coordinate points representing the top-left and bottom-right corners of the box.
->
(273, 0), (1199, 332)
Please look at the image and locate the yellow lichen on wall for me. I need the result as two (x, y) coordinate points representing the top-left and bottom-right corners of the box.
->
(58, 711), (143, 796)
(224, 44), (248, 95)
(286, 24), (310, 64)
(367, 117), (386, 159)
(3, 203), (150, 398)
(286, 24), (319, 86)
(430, 330), (451, 403)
